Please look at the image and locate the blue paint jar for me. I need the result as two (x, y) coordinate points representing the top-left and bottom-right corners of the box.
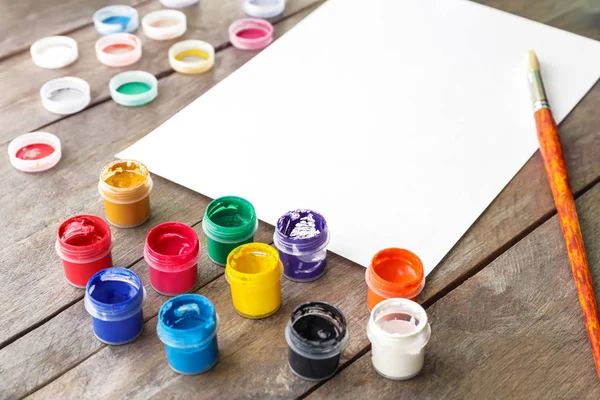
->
(84, 267), (146, 345)
(157, 294), (219, 375)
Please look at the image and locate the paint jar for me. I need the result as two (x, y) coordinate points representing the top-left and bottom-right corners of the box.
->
(225, 243), (282, 319)
(55, 215), (113, 288)
(93, 5), (139, 35)
(40, 77), (91, 115)
(95, 33), (142, 67)
(142, 10), (187, 41)
(273, 209), (330, 282)
(285, 301), (348, 381)
(229, 18), (274, 50)
(168, 40), (215, 74)
(8, 132), (61, 173)
(30, 36), (78, 69)
(98, 160), (153, 228)
(367, 298), (431, 380)
(157, 294), (219, 375)
(365, 248), (425, 311)
(243, 0), (286, 19)
(84, 267), (146, 345)
(202, 196), (258, 266)
(144, 222), (200, 296)
(159, 0), (198, 7)
(109, 71), (158, 107)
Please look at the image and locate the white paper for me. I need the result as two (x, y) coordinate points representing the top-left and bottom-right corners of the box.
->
(118, 0), (600, 275)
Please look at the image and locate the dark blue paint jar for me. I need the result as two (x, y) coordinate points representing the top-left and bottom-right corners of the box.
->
(157, 294), (219, 375)
(84, 267), (146, 345)
(273, 210), (330, 282)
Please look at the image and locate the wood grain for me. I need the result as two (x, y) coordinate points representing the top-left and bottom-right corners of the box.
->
(308, 183), (600, 399)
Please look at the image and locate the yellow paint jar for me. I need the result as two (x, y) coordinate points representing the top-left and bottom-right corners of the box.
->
(98, 160), (153, 228)
(225, 243), (283, 319)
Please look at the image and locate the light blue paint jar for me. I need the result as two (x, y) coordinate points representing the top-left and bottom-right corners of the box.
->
(93, 5), (139, 35)
(157, 294), (219, 375)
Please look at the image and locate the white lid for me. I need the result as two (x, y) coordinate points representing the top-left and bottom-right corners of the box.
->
(109, 70), (158, 107)
(159, 0), (198, 8)
(142, 10), (187, 41)
(95, 33), (142, 67)
(243, 0), (286, 19)
(93, 5), (139, 35)
(40, 76), (91, 115)
(30, 36), (78, 69)
(8, 132), (62, 173)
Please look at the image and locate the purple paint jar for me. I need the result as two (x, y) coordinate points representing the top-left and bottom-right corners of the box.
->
(273, 209), (330, 282)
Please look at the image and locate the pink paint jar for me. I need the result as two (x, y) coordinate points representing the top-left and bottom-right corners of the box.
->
(55, 215), (113, 288)
(144, 222), (200, 296)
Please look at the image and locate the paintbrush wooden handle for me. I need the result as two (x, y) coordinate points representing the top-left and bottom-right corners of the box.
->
(535, 107), (600, 377)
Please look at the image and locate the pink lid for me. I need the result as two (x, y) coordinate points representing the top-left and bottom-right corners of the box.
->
(229, 18), (274, 51)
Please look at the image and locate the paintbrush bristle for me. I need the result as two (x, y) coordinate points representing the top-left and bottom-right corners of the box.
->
(528, 50), (540, 71)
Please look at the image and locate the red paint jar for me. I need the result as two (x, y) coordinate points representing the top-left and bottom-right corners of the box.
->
(55, 215), (113, 288)
(365, 248), (425, 311)
(144, 222), (200, 296)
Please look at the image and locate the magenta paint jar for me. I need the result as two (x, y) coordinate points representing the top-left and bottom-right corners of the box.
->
(144, 222), (200, 296)
(273, 210), (330, 282)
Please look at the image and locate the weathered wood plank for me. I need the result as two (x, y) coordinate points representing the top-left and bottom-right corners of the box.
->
(0, 4), (320, 348)
(308, 183), (600, 399)
(0, 0), (319, 144)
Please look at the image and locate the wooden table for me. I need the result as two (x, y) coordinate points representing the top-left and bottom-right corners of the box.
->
(0, 0), (599, 398)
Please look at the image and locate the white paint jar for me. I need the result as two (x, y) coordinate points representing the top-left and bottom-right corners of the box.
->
(367, 298), (431, 380)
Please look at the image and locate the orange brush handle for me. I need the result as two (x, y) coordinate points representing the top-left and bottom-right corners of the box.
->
(535, 107), (600, 378)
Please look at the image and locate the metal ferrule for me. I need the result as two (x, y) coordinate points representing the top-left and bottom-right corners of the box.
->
(528, 70), (549, 111)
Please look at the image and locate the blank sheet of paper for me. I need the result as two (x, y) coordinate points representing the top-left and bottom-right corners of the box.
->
(118, 0), (600, 275)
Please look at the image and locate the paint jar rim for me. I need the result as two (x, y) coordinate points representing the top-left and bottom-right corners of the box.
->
(144, 222), (200, 272)
(142, 10), (187, 41)
(55, 215), (113, 262)
(202, 196), (258, 243)
(157, 294), (219, 349)
(40, 76), (91, 115)
(109, 70), (158, 107)
(228, 18), (274, 50)
(366, 248), (425, 300)
(159, 0), (199, 7)
(285, 301), (348, 359)
(30, 36), (78, 69)
(95, 33), (142, 67)
(168, 40), (215, 74)
(273, 209), (330, 255)
(8, 132), (62, 173)
(367, 298), (431, 350)
(225, 243), (283, 288)
(84, 267), (146, 321)
(243, 0), (286, 19)
(93, 5), (139, 35)
(98, 159), (153, 204)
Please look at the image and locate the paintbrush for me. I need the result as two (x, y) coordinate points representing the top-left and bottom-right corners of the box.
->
(528, 50), (600, 379)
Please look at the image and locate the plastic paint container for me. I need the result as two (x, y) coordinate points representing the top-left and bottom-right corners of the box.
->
(285, 301), (348, 381)
(202, 196), (258, 266)
(55, 215), (113, 288)
(84, 267), (146, 345)
(225, 243), (282, 319)
(98, 160), (153, 228)
(30, 36), (78, 69)
(40, 77), (90, 115)
(142, 10), (187, 41)
(229, 18), (274, 50)
(243, 0), (286, 19)
(157, 294), (219, 375)
(273, 209), (330, 282)
(95, 33), (142, 67)
(367, 298), (431, 380)
(93, 5), (139, 35)
(159, 0), (198, 7)
(8, 132), (61, 173)
(365, 248), (425, 311)
(109, 71), (158, 107)
(168, 40), (214, 74)
(144, 222), (200, 296)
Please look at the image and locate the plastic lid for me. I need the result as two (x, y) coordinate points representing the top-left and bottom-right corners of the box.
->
(243, 0), (286, 19)
(8, 132), (61, 172)
(168, 40), (215, 74)
(142, 10), (187, 41)
(109, 71), (158, 107)
(159, 0), (198, 8)
(30, 36), (78, 69)
(95, 33), (142, 67)
(93, 5), (139, 35)
(40, 77), (90, 115)
(229, 18), (274, 50)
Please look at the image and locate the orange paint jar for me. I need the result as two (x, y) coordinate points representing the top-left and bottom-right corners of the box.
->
(365, 248), (425, 311)
(98, 160), (153, 228)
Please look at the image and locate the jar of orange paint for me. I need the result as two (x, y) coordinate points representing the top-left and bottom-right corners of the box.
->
(98, 160), (153, 228)
(365, 248), (425, 311)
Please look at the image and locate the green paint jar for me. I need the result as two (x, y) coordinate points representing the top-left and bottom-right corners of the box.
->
(202, 196), (258, 266)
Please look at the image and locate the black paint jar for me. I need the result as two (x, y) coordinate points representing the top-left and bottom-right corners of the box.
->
(285, 301), (348, 381)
